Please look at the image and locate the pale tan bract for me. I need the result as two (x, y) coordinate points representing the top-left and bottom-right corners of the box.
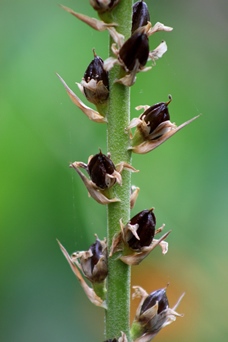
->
(57, 73), (107, 123)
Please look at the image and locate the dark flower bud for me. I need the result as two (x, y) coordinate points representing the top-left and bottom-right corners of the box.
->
(132, 1), (150, 34)
(131, 286), (184, 341)
(72, 236), (108, 283)
(140, 288), (169, 315)
(88, 150), (116, 189)
(127, 209), (156, 250)
(119, 28), (149, 72)
(82, 50), (109, 105)
(90, 0), (120, 13)
(140, 96), (171, 135)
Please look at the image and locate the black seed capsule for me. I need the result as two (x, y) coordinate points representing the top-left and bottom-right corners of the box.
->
(83, 51), (109, 104)
(127, 209), (156, 250)
(119, 31), (149, 71)
(88, 151), (116, 189)
(84, 54), (109, 88)
(132, 0), (150, 34)
(141, 99), (171, 134)
(140, 288), (169, 315)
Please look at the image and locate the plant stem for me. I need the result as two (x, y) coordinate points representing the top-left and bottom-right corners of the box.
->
(105, 1), (132, 340)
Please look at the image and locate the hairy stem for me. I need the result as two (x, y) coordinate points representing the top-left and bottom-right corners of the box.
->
(105, 1), (133, 340)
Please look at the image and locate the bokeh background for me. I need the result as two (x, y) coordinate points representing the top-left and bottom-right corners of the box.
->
(1, 0), (227, 341)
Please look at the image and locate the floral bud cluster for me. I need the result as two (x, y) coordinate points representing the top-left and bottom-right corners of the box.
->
(57, 1), (198, 341)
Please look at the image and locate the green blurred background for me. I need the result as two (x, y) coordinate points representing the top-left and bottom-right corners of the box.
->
(1, 0), (227, 341)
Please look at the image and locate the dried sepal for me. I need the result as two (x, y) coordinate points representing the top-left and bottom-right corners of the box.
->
(56, 73), (107, 123)
(148, 22), (173, 36)
(107, 27), (125, 48)
(60, 4), (117, 31)
(149, 41), (168, 64)
(130, 185), (140, 209)
(131, 286), (184, 341)
(132, 1), (150, 34)
(57, 240), (107, 309)
(110, 210), (170, 265)
(90, 0), (120, 14)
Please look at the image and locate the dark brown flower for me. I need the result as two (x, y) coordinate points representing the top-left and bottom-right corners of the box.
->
(82, 50), (109, 105)
(140, 288), (169, 316)
(72, 236), (108, 283)
(110, 211), (170, 265)
(88, 150), (116, 189)
(70, 152), (137, 204)
(119, 27), (149, 72)
(131, 286), (184, 342)
(139, 97), (171, 136)
(127, 209), (156, 251)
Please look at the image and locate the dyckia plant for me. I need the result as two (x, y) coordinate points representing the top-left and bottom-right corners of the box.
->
(57, 1), (199, 341)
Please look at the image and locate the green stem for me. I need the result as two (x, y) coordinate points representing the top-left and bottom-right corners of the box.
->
(105, 1), (133, 340)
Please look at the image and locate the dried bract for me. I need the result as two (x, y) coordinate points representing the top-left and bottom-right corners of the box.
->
(60, 4), (117, 31)
(130, 185), (140, 209)
(110, 210), (170, 265)
(132, 1), (150, 34)
(57, 73), (107, 123)
(90, 0), (120, 13)
(80, 49), (109, 105)
(131, 286), (184, 341)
